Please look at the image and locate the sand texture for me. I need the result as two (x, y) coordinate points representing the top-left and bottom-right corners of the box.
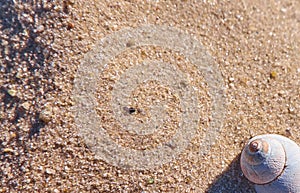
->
(0, 0), (300, 192)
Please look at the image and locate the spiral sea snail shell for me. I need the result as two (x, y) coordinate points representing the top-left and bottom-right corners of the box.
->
(240, 134), (300, 193)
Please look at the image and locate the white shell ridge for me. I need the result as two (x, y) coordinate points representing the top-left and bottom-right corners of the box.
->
(240, 135), (285, 184)
(241, 134), (300, 193)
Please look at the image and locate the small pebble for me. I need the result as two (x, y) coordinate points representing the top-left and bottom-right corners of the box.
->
(35, 25), (45, 33)
(10, 133), (17, 140)
(147, 177), (155, 184)
(228, 77), (234, 82)
(21, 101), (31, 110)
(7, 89), (17, 97)
(53, 189), (60, 193)
(3, 148), (14, 154)
(45, 168), (56, 175)
(39, 107), (53, 123)
(270, 71), (277, 79)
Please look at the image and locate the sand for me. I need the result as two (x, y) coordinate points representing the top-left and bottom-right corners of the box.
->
(0, 0), (300, 192)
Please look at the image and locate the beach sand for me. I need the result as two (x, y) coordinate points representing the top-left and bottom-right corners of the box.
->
(1, 0), (300, 192)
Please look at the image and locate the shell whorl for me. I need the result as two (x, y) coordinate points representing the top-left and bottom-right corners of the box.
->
(240, 135), (286, 184)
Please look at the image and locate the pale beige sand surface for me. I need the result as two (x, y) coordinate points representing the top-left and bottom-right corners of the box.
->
(0, 0), (300, 192)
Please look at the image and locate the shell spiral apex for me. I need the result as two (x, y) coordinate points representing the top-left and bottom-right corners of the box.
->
(240, 134), (300, 193)
(240, 136), (285, 184)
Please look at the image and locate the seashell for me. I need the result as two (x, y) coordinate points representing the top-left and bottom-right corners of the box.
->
(240, 134), (300, 193)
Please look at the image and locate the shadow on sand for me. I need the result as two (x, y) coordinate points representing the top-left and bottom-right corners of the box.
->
(206, 153), (256, 193)
(0, 1), (70, 189)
